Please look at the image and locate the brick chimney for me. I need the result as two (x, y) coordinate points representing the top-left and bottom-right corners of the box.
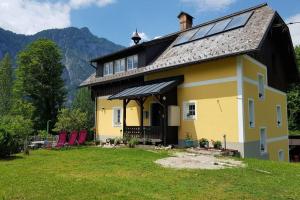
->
(178, 12), (193, 31)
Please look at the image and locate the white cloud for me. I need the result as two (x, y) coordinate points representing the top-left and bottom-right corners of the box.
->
(180, 0), (236, 11)
(69, 0), (115, 9)
(0, 0), (115, 35)
(286, 14), (300, 46)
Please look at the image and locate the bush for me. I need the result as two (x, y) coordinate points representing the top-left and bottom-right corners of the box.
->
(199, 138), (209, 148)
(212, 140), (222, 149)
(128, 138), (139, 148)
(37, 130), (48, 139)
(0, 129), (19, 158)
(114, 137), (122, 145)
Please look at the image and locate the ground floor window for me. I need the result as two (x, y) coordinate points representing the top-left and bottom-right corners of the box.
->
(112, 107), (122, 127)
(278, 150), (284, 161)
(260, 127), (267, 154)
(183, 101), (196, 120)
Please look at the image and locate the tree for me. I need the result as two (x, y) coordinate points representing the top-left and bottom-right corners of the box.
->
(0, 54), (13, 116)
(295, 45), (300, 71)
(53, 108), (88, 132)
(287, 84), (300, 131)
(72, 88), (94, 129)
(14, 39), (66, 130)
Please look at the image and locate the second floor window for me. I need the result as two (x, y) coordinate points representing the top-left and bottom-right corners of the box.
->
(258, 74), (265, 99)
(276, 105), (282, 127)
(114, 59), (125, 73)
(127, 55), (138, 70)
(104, 62), (113, 76)
(248, 99), (255, 128)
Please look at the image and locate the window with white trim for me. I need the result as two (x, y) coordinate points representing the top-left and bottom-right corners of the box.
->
(276, 105), (282, 127)
(278, 150), (284, 161)
(127, 55), (138, 70)
(114, 58), (125, 73)
(258, 74), (265, 99)
(183, 101), (196, 120)
(112, 107), (122, 127)
(260, 128), (267, 154)
(248, 99), (255, 128)
(104, 62), (113, 76)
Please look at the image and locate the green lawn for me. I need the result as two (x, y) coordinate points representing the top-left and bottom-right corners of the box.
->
(0, 147), (299, 200)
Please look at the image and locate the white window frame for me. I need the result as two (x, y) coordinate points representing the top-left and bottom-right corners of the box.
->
(278, 149), (284, 161)
(248, 98), (255, 128)
(276, 105), (282, 128)
(259, 127), (267, 154)
(112, 107), (122, 127)
(183, 101), (197, 120)
(127, 55), (138, 71)
(104, 62), (113, 76)
(258, 73), (265, 100)
(114, 58), (125, 74)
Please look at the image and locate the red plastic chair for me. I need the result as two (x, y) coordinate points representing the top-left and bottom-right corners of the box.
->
(55, 131), (67, 148)
(78, 130), (87, 145)
(66, 130), (78, 146)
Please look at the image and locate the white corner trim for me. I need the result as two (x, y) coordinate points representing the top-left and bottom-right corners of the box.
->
(97, 95), (110, 99)
(178, 76), (237, 88)
(237, 56), (245, 143)
(243, 55), (267, 70)
(267, 135), (288, 143)
(243, 77), (286, 96)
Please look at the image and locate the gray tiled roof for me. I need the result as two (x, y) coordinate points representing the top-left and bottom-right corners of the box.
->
(81, 5), (275, 87)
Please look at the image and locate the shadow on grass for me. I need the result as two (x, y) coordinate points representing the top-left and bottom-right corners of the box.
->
(0, 155), (24, 161)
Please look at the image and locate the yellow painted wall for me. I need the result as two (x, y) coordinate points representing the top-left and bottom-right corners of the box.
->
(146, 57), (239, 143)
(268, 140), (289, 161)
(243, 56), (289, 161)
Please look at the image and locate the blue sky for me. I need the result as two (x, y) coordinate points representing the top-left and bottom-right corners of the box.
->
(0, 0), (299, 46)
(70, 0), (300, 46)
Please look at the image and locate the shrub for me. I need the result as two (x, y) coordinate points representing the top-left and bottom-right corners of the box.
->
(199, 138), (209, 148)
(128, 138), (139, 148)
(0, 129), (19, 158)
(37, 130), (48, 139)
(114, 137), (122, 145)
(212, 140), (222, 149)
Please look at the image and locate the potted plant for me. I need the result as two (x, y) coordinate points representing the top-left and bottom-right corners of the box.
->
(199, 138), (209, 148)
(211, 140), (222, 149)
(184, 133), (194, 148)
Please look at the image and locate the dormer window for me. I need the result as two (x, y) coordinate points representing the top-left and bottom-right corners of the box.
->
(127, 55), (138, 71)
(104, 62), (113, 76)
(114, 59), (125, 73)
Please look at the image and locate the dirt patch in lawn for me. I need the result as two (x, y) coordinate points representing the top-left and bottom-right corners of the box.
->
(155, 152), (245, 170)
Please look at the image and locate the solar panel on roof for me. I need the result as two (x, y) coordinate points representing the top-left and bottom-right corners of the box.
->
(190, 23), (214, 41)
(206, 18), (232, 36)
(225, 12), (253, 30)
(173, 28), (198, 46)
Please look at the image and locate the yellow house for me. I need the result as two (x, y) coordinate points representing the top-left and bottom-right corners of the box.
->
(81, 3), (299, 161)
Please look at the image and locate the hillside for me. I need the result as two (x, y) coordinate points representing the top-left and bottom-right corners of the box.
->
(0, 27), (124, 102)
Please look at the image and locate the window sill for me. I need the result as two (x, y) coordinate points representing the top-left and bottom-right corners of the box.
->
(104, 74), (113, 77)
(113, 124), (122, 127)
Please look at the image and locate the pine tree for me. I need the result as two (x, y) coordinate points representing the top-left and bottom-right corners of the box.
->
(14, 39), (66, 130)
(0, 54), (13, 116)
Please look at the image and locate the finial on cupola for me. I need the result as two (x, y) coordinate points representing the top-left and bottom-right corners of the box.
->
(131, 29), (141, 45)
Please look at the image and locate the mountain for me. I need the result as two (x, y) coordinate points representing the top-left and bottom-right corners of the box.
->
(0, 27), (124, 103)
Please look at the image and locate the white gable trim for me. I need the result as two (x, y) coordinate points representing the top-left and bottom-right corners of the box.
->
(243, 55), (267, 70)
(243, 77), (286, 96)
(237, 56), (245, 143)
(267, 135), (288, 143)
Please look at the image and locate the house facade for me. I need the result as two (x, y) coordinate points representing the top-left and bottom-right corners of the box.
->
(81, 4), (299, 161)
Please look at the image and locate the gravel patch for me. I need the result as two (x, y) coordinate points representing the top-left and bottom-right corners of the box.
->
(155, 152), (245, 170)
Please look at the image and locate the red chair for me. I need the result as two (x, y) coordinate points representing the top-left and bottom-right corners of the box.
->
(78, 130), (87, 145)
(55, 131), (67, 148)
(66, 130), (78, 146)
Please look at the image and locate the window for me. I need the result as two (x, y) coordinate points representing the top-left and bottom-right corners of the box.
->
(276, 105), (282, 127)
(278, 150), (284, 161)
(114, 59), (125, 73)
(104, 62), (113, 76)
(248, 99), (255, 128)
(183, 101), (196, 120)
(127, 55), (138, 70)
(258, 74), (265, 99)
(112, 107), (122, 127)
(260, 128), (267, 154)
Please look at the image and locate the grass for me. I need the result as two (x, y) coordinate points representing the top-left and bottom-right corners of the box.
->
(0, 147), (299, 200)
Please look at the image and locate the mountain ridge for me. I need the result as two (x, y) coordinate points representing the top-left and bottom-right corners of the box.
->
(0, 26), (124, 102)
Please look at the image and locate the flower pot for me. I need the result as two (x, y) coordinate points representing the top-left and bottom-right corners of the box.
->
(184, 140), (194, 148)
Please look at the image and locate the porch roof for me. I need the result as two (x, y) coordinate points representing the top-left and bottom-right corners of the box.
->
(108, 80), (179, 100)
